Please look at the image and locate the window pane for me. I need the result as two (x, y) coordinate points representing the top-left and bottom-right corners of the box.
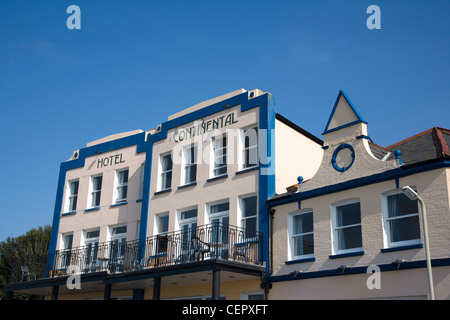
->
(338, 225), (362, 250)
(93, 176), (102, 190)
(71, 181), (79, 195)
(389, 216), (420, 242)
(211, 202), (229, 214)
(294, 234), (314, 256)
(336, 202), (361, 227)
(388, 193), (418, 218)
(242, 196), (257, 217)
(181, 208), (197, 220)
(162, 154), (173, 171)
(293, 212), (313, 234)
(119, 170), (129, 184)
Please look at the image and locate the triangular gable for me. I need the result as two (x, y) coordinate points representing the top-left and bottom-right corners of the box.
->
(323, 90), (367, 134)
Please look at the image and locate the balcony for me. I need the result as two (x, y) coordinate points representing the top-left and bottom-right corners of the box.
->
(47, 223), (263, 278)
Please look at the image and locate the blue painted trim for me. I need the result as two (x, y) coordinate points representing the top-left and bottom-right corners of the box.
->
(206, 174), (228, 183)
(178, 182), (197, 190)
(154, 189), (171, 196)
(84, 207), (100, 213)
(356, 135), (370, 140)
(269, 257), (450, 283)
(110, 202), (128, 208)
(381, 243), (423, 253)
(323, 90), (367, 135)
(285, 257), (316, 264)
(331, 143), (355, 172)
(268, 160), (450, 208)
(61, 211), (77, 217)
(329, 250), (364, 259)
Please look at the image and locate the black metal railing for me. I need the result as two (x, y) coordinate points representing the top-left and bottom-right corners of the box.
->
(46, 223), (263, 278)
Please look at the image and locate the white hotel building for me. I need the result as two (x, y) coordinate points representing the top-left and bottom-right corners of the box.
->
(7, 88), (323, 300)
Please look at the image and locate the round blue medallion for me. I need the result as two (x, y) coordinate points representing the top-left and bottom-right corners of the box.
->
(331, 143), (355, 172)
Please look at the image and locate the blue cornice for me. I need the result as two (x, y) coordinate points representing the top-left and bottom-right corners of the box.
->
(268, 160), (450, 208)
(269, 257), (450, 283)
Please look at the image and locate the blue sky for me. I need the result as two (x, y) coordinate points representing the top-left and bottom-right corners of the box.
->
(0, 0), (449, 242)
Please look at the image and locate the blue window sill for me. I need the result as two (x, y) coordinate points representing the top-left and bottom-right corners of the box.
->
(236, 166), (259, 175)
(207, 174), (228, 183)
(285, 257), (316, 265)
(110, 202), (128, 208)
(61, 211), (76, 217)
(84, 207), (100, 213)
(381, 243), (423, 253)
(178, 182), (197, 190)
(329, 250), (365, 259)
(154, 189), (171, 196)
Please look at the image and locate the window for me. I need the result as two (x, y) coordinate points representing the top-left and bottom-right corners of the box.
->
(84, 229), (100, 265)
(89, 175), (102, 208)
(382, 190), (421, 247)
(241, 126), (258, 170)
(240, 195), (257, 238)
(156, 213), (169, 254)
(331, 200), (362, 254)
(66, 180), (79, 212)
(159, 153), (173, 191)
(208, 201), (230, 253)
(211, 134), (227, 177)
(110, 225), (127, 261)
(156, 213), (169, 236)
(183, 145), (197, 185)
(59, 233), (73, 268)
(179, 207), (198, 251)
(290, 211), (314, 259)
(115, 169), (128, 203)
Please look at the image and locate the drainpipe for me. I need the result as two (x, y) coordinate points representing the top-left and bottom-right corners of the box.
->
(262, 208), (275, 300)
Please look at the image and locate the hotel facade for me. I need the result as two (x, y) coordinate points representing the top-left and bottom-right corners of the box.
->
(7, 89), (450, 300)
(7, 88), (323, 300)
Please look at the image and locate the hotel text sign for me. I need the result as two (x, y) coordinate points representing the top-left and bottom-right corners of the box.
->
(97, 153), (125, 168)
(170, 112), (238, 143)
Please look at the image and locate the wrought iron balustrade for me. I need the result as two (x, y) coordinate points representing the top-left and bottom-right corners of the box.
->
(47, 223), (263, 278)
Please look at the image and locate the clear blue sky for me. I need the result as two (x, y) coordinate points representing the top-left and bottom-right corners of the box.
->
(1, 0), (449, 242)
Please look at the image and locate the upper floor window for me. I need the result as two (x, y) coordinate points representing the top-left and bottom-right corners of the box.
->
(331, 199), (362, 255)
(115, 169), (128, 204)
(382, 190), (421, 248)
(239, 195), (258, 238)
(183, 145), (197, 185)
(289, 211), (314, 260)
(159, 153), (173, 191)
(211, 134), (227, 178)
(66, 180), (79, 212)
(89, 175), (102, 208)
(240, 126), (258, 170)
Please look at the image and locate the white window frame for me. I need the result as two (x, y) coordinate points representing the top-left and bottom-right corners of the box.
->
(88, 174), (102, 209)
(381, 189), (421, 249)
(83, 229), (100, 263)
(240, 125), (258, 170)
(182, 144), (198, 185)
(155, 212), (169, 236)
(288, 210), (314, 260)
(65, 179), (79, 213)
(238, 194), (258, 237)
(207, 199), (230, 226)
(177, 206), (198, 232)
(210, 134), (227, 178)
(158, 152), (173, 191)
(114, 168), (129, 204)
(109, 225), (127, 261)
(330, 199), (362, 255)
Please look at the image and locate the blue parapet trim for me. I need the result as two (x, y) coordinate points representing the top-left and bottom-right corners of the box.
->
(323, 90), (368, 135)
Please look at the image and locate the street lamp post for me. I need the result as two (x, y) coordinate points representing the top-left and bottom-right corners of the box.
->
(401, 186), (435, 300)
